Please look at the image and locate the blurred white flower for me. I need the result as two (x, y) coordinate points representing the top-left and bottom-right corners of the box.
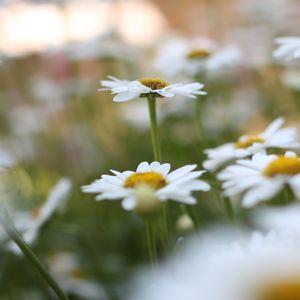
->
(129, 229), (300, 300)
(203, 118), (299, 171)
(6, 177), (72, 252)
(254, 204), (300, 237)
(281, 69), (300, 91)
(154, 37), (242, 79)
(218, 152), (300, 207)
(47, 252), (108, 300)
(0, 149), (14, 169)
(239, 0), (297, 26)
(273, 37), (300, 61)
(82, 161), (210, 211)
(99, 76), (206, 102)
(65, 32), (137, 62)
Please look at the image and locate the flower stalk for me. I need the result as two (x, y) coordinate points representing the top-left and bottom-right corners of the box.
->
(223, 197), (236, 226)
(145, 219), (158, 267)
(147, 95), (162, 162)
(0, 211), (70, 300)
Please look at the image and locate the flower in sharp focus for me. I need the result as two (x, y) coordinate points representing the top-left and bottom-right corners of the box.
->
(273, 37), (300, 62)
(217, 152), (300, 207)
(99, 76), (206, 102)
(128, 230), (300, 300)
(203, 117), (299, 171)
(6, 177), (72, 253)
(81, 161), (210, 212)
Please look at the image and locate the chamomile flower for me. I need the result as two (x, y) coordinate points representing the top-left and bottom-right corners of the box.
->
(273, 37), (300, 61)
(218, 152), (300, 207)
(129, 230), (300, 300)
(203, 117), (299, 171)
(47, 252), (108, 300)
(6, 177), (72, 252)
(0, 149), (14, 170)
(99, 76), (207, 102)
(154, 37), (242, 79)
(82, 161), (210, 212)
(255, 204), (300, 237)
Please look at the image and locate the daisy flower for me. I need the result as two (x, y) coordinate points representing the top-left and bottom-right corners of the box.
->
(5, 177), (72, 253)
(129, 229), (300, 300)
(99, 76), (207, 102)
(0, 149), (14, 168)
(254, 204), (300, 237)
(203, 117), (299, 171)
(82, 161), (210, 212)
(47, 252), (108, 300)
(273, 37), (300, 61)
(154, 37), (242, 79)
(218, 152), (300, 207)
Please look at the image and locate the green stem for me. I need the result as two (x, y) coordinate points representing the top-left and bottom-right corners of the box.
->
(223, 197), (236, 226)
(195, 99), (203, 142)
(145, 219), (157, 266)
(0, 212), (70, 300)
(147, 96), (162, 162)
(161, 202), (171, 251)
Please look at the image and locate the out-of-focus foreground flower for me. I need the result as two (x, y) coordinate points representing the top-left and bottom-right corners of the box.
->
(128, 229), (300, 300)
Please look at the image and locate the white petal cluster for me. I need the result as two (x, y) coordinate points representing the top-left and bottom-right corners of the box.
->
(217, 152), (300, 207)
(99, 76), (206, 102)
(154, 38), (242, 78)
(82, 161), (210, 210)
(203, 117), (299, 171)
(0, 149), (14, 169)
(273, 37), (300, 61)
(129, 229), (300, 300)
(5, 178), (72, 253)
(255, 204), (300, 237)
(47, 252), (108, 300)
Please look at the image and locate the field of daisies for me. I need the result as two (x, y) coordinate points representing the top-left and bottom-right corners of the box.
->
(2, 0), (300, 299)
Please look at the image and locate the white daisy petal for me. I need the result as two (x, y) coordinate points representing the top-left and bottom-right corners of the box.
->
(261, 117), (284, 138)
(136, 162), (150, 172)
(98, 76), (207, 103)
(204, 118), (299, 172)
(273, 36), (300, 62)
(96, 190), (128, 201)
(156, 163), (171, 175)
(113, 92), (139, 102)
(121, 197), (137, 210)
(218, 152), (300, 207)
(167, 165), (197, 181)
(149, 161), (161, 170)
(82, 162), (210, 210)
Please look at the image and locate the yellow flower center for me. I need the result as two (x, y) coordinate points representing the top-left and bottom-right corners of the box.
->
(32, 206), (42, 219)
(124, 171), (167, 190)
(263, 156), (300, 177)
(70, 269), (86, 279)
(186, 48), (212, 59)
(138, 78), (169, 90)
(259, 280), (300, 300)
(235, 136), (265, 149)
